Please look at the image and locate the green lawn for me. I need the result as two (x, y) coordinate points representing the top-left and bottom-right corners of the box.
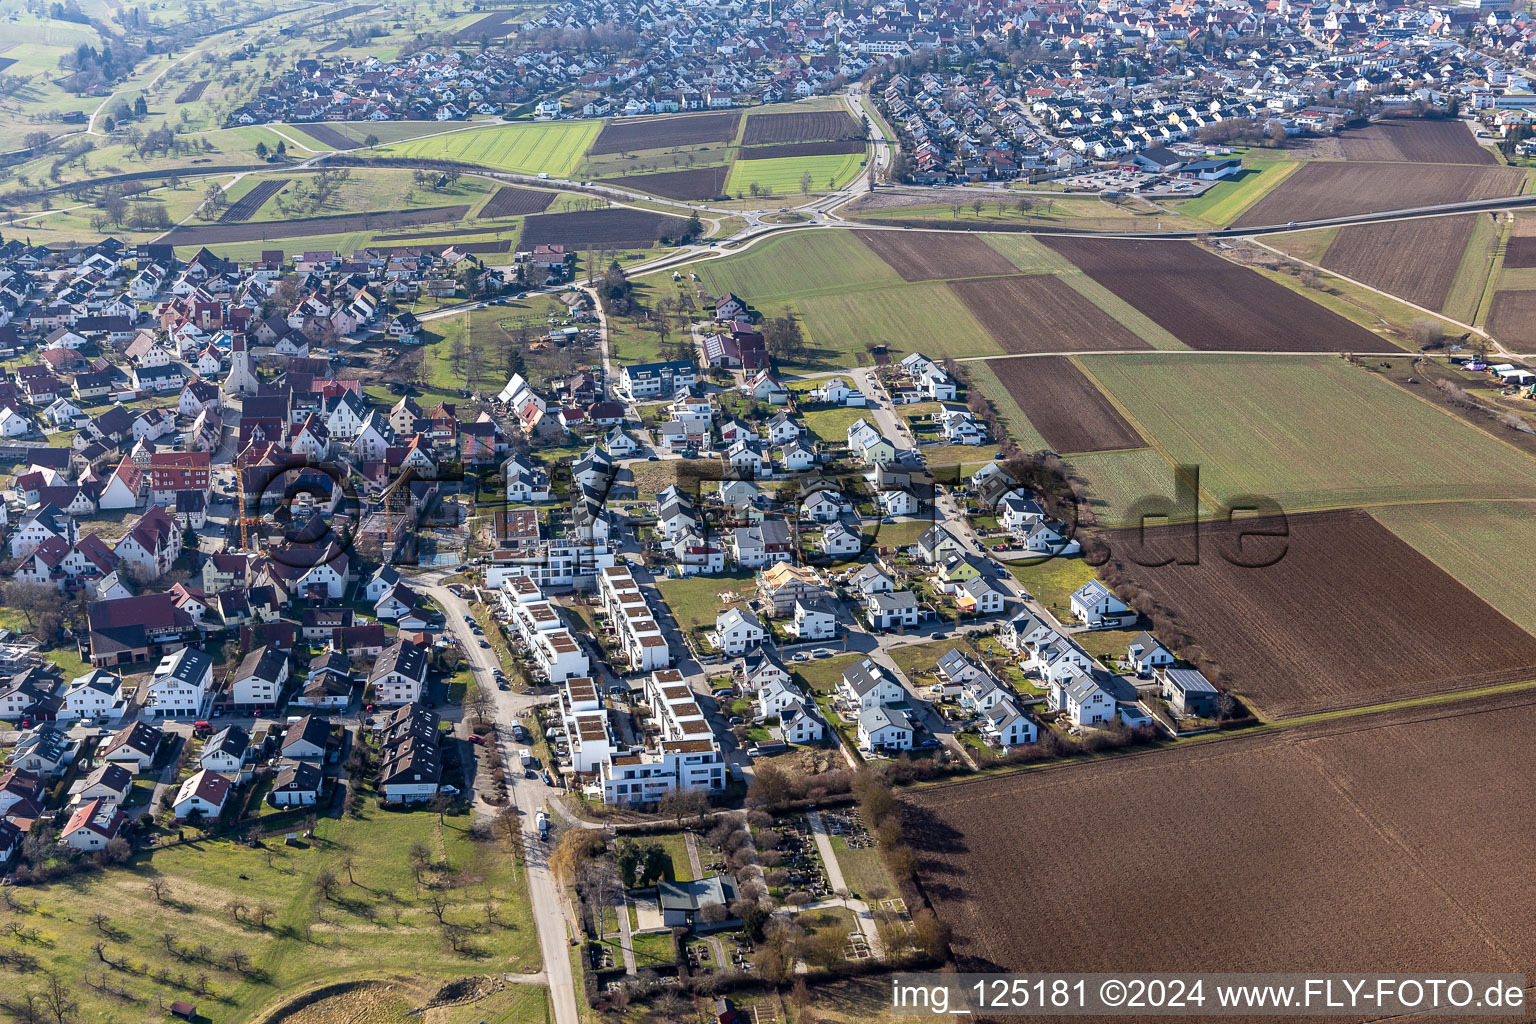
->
(793, 653), (865, 694)
(1002, 555), (1097, 620)
(644, 832), (696, 882)
(981, 233), (1082, 274)
(802, 406), (875, 444)
(828, 835), (898, 901)
(1371, 501), (1536, 634)
(629, 930), (676, 968)
(378, 120), (603, 178)
(725, 150), (867, 197)
(654, 571), (757, 633)
(0, 801), (538, 1022)
(1078, 353), (1536, 513)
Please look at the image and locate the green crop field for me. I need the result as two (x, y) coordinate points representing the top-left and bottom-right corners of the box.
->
(1078, 353), (1536, 512)
(0, 801), (538, 1023)
(797, 282), (998, 365)
(981, 233), (1081, 274)
(1371, 501), (1536, 635)
(378, 120), (602, 178)
(1067, 446), (1214, 528)
(693, 231), (898, 302)
(724, 150), (866, 196)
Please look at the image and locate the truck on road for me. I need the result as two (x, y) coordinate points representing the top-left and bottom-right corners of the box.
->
(535, 808), (549, 840)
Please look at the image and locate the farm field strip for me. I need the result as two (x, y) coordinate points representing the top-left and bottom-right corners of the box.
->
(1101, 509), (1536, 718)
(377, 120), (601, 178)
(1079, 352), (1536, 511)
(1065, 446), (1214, 527)
(1484, 290), (1536, 348)
(907, 694), (1536, 976)
(218, 177), (290, 222)
(603, 166), (730, 201)
(1443, 210), (1502, 325)
(1041, 236), (1394, 353)
(1503, 235), (1536, 268)
(724, 151), (865, 196)
(1232, 161), (1525, 229)
(1329, 117), (1497, 164)
(164, 205), (470, 244)
(740, 109), (860, 145)
(981, 356), (1145, 454)
(1320, 214), (1477, 311)
(1371, 501), (1536, 636)
(859, 230), (1021, 282)
(952, 276), (1150, 355)
(1169, 158), (1300, 227)
(292, 122), (363, 150)
(519, 208), (689, 249)
(691, 231), (900, 302)
(740, 139), (867, 160)
(479, 185), (556, 217)
(590, 111), (741, 155)
(795, 281), (1000, 365)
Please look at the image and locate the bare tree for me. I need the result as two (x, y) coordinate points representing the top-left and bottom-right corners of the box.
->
(146, 879), (171, 905)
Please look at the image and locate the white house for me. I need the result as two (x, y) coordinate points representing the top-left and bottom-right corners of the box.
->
(59, 669), (125, 722)
(858, 705), (913, 752)
(839, 658), (905, 711)
(145, 646), (213, 718)
(1069, 580), (1130, 629)
(369, 639), (429, 706)
(198, 725), (251, 777)
(227, 645), (288, 709)
(866, 590), (920, 630)
(270, 761), (322, 806)
(791, 598), (838, 641)
(713, 607), (765, 656)
(1126, 632), (1175, 677)
(172, 768), (231, 821)
(59, 799), (125, 851)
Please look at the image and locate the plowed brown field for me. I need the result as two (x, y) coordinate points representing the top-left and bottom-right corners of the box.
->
(1104, 509), (1536, 718)
(479, 185), (556, 217)
(1502, 236), (1536, 269)
(590, 111), (741, 155)
(984, 356), (1145, 453)
(520, 208), (689, 248)
(741, 110), (860, 145)
(1039, 237), (1392, 352)
(1332, 118), (1496, 164)
(605, 167), (728, 200)
(1485, 290), (1536, 347)
(1320, 215), (1475, 309)
(859, 230), (1017, 281)
(1232, 161), (1522, 228)
(952, 276), (1148, 354)
(907, 693), (1536, 979)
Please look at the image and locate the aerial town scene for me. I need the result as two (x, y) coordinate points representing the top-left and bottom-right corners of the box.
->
(0, 0), (1534, 1019)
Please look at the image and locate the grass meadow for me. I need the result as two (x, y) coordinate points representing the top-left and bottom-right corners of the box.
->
(378, 121), (602, 178)
(1078, 353), (1536, 512)
(0, 800), (538, 1023)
